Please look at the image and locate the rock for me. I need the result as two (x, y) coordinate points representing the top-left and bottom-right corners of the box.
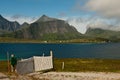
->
(0, 73), (10, 80)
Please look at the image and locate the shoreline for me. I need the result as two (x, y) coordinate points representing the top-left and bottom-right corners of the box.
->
(0, 41), (107, 44)
(0, 37), (110, 43)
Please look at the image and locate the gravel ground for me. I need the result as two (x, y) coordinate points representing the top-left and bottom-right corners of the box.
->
(1, 72), (120, 80)
(0, 72), (32, 80)
(0, 73), (9, 80)
(29, 72), (120, 80)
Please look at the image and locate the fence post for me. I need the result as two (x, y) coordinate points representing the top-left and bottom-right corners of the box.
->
(62, 62), (64, 70)
(50, 50), (54, 69)
(50, 50), (53, 57)
(7, 52), (10, 73)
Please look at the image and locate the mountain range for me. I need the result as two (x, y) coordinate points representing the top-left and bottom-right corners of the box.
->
(0, 15), (81, 40)
(0, 14), (120, 42)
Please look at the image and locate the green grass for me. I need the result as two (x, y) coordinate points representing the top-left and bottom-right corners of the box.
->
(53, 58), (120, 72)
(1, 58), (120, 72)
(0, 37), (106, 43)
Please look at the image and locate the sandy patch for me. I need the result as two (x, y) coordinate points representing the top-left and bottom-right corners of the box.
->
(29, 72), (120, 80)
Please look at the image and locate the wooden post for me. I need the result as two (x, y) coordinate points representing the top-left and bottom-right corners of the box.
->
(50, 50), (54, 69)
(7, 52), (10, 73)
(43, 53), (45, 57)
(62, 62), (64, 70)
(50, 50), (53, 57)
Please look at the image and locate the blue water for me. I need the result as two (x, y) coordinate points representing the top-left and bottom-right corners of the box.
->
(0, 43), (120, 60)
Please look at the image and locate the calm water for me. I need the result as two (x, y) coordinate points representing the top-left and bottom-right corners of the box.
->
(0, 43), (120, 60)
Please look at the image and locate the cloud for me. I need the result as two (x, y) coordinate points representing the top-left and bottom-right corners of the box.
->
(66, 17), (89, 34)
(88, 22), (120, 31)
(5, 15), (38, 24)
(69, 0), (120, 33)
(65, 16), (120, 34)
(84, 0), (120, 19)
(11, 15), (23, 19)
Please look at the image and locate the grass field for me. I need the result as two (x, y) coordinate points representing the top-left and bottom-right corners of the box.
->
(53, 58), (120, 72)
(0, 58), (120, 72)
(0, 61), (8, 72)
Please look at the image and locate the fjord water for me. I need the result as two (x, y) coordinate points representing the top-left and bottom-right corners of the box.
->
(0, 43), (120, 60)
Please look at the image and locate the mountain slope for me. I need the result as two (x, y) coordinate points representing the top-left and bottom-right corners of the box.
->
(85, 28), (120, 41)
(15, 15), (81, 40)
(0, 15), (20, 33)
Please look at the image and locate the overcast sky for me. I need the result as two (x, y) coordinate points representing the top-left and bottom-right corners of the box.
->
(0, 0), (120, 34)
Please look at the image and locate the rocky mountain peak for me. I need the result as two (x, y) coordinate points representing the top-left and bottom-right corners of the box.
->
(0, 14), (20, 32)
(41, 14), (48, 18)
(22, 22), (29, 25)
(36, 15), (57, 22)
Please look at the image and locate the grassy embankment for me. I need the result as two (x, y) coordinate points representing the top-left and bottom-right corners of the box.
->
(0, 58), (120, 73)
(0, 37), (106, 43)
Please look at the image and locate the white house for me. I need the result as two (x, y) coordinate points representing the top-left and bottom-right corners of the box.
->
(16, 51), (53, 74)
